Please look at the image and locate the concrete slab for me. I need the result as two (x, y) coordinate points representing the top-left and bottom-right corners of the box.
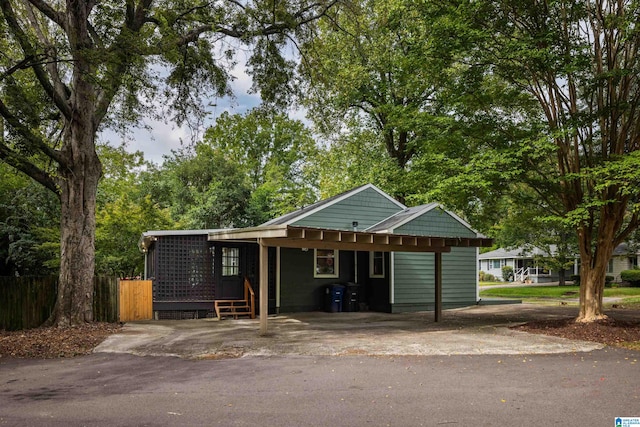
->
(95, 303), (609, 358)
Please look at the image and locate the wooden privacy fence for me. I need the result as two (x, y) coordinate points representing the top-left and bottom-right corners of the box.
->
(118, 280), (153, 322)
(1, 277), (153, 330)
(0, 276), (58, 331)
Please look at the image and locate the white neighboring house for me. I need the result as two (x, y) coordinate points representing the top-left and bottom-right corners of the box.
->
(479, 243), (640, 283)
(609, 243), (640, 282)
(478, 246), (571, 283)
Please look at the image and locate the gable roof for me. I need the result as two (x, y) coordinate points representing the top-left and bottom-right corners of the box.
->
(480, 242), (639, 261)
(478, 246), (554, 260)
(366, 203), (479, 236)
(261, 183), (405, 226)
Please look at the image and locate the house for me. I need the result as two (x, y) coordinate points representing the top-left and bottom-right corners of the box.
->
(479, 243), (639, 282)
(140, 184), (491, 327)
(608, 243), (639, 282)
(478, 246), (571, 283)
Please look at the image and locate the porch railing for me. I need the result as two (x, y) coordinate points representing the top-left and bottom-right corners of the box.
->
(514, 267), (548, 282)
(244, 276), (256, 319)
(213, 276), (255, 320)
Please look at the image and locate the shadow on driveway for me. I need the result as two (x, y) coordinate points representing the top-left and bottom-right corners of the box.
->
(95, 303), (616, 358)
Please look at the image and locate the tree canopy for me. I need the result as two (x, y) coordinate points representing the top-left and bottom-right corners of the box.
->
(2, 0), (640, 326)
(0, 0), (336, 326)
(459, 0), (640, 320)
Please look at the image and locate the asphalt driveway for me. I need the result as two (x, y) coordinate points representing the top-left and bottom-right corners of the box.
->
(2, 303), (639, 426)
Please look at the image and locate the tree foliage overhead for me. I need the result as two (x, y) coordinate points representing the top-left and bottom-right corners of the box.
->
(460, 0), (640, 321)
(94, 145), (174, 278)
(298, 0), (473, 202)
(0, 162), (59, 276)
(202, 107), (318, 219)
(150, 107), (319, 229)
(0, 0), (337, 326)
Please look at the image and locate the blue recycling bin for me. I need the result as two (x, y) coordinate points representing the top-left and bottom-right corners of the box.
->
(324, 284), (345, 312)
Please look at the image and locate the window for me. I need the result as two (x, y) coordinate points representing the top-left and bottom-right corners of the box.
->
(370, 251), (385, 278)
(630, 257), (638, 269)
(492, 259), (501, 269)
(607, 259), (614, 274)
(315, 249), (339, 278)
(222, 247), (240, 276)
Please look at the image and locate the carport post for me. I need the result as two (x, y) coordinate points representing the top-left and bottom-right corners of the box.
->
(259, 239), (269, 336)
(435, 252), (442, 322)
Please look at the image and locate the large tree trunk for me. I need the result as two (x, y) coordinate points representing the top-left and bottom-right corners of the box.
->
(44, 4), (104, 327)
(576, 225), (616, 323)
(577, 261), (608, 322)
(47, 113), (102, 327)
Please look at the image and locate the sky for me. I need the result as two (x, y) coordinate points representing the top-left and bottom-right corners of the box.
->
(99, 61), (310, 166)
(98, 64), (259, 165)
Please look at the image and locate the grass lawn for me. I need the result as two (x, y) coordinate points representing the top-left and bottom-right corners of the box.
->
(478, 281), (504, 287)
(479, 285), (640, 303)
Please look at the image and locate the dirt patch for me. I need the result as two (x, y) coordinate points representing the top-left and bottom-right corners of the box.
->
(514, 316), (640, 348)
(0, 323), (122, 359)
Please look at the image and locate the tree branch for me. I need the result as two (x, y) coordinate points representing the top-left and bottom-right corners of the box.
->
(0, 0), (72, 120)
(0, 141), (59, 195)
(93, 0), (153, 125)
(23, 0), (72, 105)
(24, 0), (66, 30)
(0, 54), (36, 81)
(0, 97), (66, 166)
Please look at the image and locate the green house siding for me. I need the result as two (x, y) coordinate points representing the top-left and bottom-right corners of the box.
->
(279, 248), (354, 312)
(393, 252), (434, 305)
(394, 207), (476, 238)
(392, 248), (477, 312)
(391, 208), (477, 313)
(292, 187), (402, 230)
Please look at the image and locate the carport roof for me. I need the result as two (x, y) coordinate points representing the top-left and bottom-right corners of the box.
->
(208, 224), (492, 252)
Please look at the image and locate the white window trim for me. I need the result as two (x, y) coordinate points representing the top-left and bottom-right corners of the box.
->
(369, 251), (385, 278)
(314, 249), (339, 278)
(222, 247), (240, 277)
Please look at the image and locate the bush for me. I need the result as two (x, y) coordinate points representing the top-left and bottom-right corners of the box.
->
(484, 273), (496, 282)
(620, 270), (640, 287)
(605, 275), (614, 288)
(501, 265), (514, 282)
(570, 274), (580, 285)
(479, 271), (485, 281)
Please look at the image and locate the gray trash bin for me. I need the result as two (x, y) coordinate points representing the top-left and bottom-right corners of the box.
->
(343, 283), (360, 312)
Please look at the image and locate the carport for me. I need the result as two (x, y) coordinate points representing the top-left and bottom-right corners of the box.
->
(208, 225), (492, 335)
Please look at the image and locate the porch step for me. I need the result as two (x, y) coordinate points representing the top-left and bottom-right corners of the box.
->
(214, 299), (252, 320)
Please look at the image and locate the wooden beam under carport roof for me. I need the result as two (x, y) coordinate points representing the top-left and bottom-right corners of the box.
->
(207, 224), (492, 335)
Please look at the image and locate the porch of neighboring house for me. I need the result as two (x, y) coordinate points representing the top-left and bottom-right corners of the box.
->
(478, 247), (576, 283)
(512, 258), (557, 283)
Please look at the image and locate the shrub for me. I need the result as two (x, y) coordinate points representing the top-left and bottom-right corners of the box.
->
(501, 265), (514, 282)
(479, 271), (486, 281)
(605, 275), (614, 287)
(621, 270), (640, 287)
(570, 274), (580, 285)
(483, 273), (496, 282)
